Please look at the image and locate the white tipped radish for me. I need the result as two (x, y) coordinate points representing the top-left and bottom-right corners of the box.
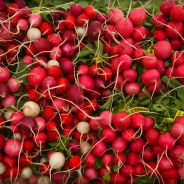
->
(0, 162), (6, 175)
(4, 109), (15, 120)
(27, 27), (41, 41)
(21, 167), (32, 179)
(47, 60), (60, 67)
(49, 152), (65, 169)
(76, 27), (87, 37)
(37, 176), (51, 184)
(13, 133), (22, 140)
(40, 157), (48, 163)
(77, 121), (90, 134)
(80, 141), (91, 154)
(23, 101), (40, 117)
(29, 13), (42, 27)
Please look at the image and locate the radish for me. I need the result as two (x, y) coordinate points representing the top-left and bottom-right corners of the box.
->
(129, 138), (145, 152)
(80, 141), (91, 154)
(152, 13), (167, 29)
(27, 28), (41, 40)
(37, 176), (50, 184)
(47, 59), (60, 67)
(145, 128), (160, 145)
(0, 83), (9, 98)
(21, 167), (32, 179)
(84, 168), (98, 180)
(20, 116), (36, 131)
(62, 43), (76, 58)
(171, 123), (184, 138)
(76, 27), (87, 37)
(158, 132), (175, 150)
(7, 77), (21, 93)
(4, 139), (21, 157)
(102, 128), (117, 143)
(154, 40), (172, 60)
(115, 18), (134, 38)
(160, 0), (175, 15)
(99, 110), (113, 128)
(0, 66), (10, 83)
(108, 8), (124, 24)
(79, 75), (95, 90)
(141, 69), (160, 85)
(170, 5), (184, 22)
(22, 101), (40, 117)
(127, 152), (140, 165)
(131, 113), (145, 129)
(122, 128), (135, 142)
(29, 13), (42, 27)
(142, 54), (158, 69)
(129, 8), (146, 25)
(112, 112), (130, 130)
(171, 145), (184, 161)
(33, 38), (51, 54)
(153, 29), (166, 41)
(93, 141), (106, 156)
(76, 121), (90, 134)
(112, 137), (126, 152)
(0, 162), (6, 175)
(125, 82), (141, 95)
(48, 152), (65, 169)
(166, 21), (183, 39)
(158, 156), (173, 171)
(1, 95), (16, 108)
(41, 76), (56, 89)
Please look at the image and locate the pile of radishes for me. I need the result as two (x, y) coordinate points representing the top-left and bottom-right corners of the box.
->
(0, 0), (183, 183)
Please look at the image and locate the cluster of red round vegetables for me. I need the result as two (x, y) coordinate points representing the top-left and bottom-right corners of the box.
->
(0, 0), (183, 183)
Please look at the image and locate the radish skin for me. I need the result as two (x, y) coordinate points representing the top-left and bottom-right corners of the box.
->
(21, 167), (32, 179)
(49, 152), (65, 169)
(27, 28), (41, 40)
(77, 121), (90, 134)
(23, 101), (40, 117)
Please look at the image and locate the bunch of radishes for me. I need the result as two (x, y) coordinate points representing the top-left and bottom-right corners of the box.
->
(0, 0), (183, 183)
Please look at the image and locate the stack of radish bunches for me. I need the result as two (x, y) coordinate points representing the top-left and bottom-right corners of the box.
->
(0, 0), (184, 183)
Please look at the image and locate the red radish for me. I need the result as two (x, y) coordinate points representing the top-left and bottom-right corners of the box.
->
(131, 113), (145, 129)
(7, 77), (20, 93)
(0, 67), (10, 83)
(142, 146), (155, 161)
(170, 39), (182, 50)
(49, 47), (62, 60)
(0, 83), (9, 98)
(125, 82), (140, 95)
(129, 8), (146, 25)
(152, 13), (167, 29)
(84, 5), (96, 19)
(4, 139), (21, 157)
(17, 19), (29, 31)
(62, 43), (76, 58)
(112, 112), (130, 130)
(127, 152), (140, 165)
(160, 167), (178, 180)
(174, 64), (184, 83)
(76, 13), (89, 26)
(102, 128), (117, 143)
(141, 69), (160, 85)
(110, 173), (127, 183)
(171, 123), (184, 138)
(133, 48), (145, 61)
(108, 8), (124, 24)
(1, 95), (16, 108)
(84, 168), (98, 180)
(171, 145), (184, 161)
(52, 98), (69, 112)
(84, 153), (96, 167)
(122, 128), (135, 142)
(96, 13), (107, 23)
(112, 137), (126, 152)
(143, 117), (155, 130)
(20, 116), (36, 131)
(33, 132), (47, 144)
(23, 139), (34, 152)
(79, 75), (94, 90)
(170, 5), (184, 22)
(71, 3), (83, 16)
(88, 21), (102, 40)
(154, 40), (172, 60)
(99, 110), (113, 128)
(158, 132), (175, 150)
(158, 156), (173, 171)
(0, 134), (5, 150)
(171, 51), (184, 67)
(102, 154), (113, 166)
(160, 0), (175, 15)
(40, 22), (53, 35)
(93, 141), (106, 156)
(10, 111), (24, 126)
(56, 77), (69, 93)
(166, 21), (183, 39)
(33, 37), (51, 54)
(133, 26), (149, 41)
(28, 67), (46, 87)
(153, 29), (166, 41)
(145, 128), (160, 145)
(129, 138), (145, 152)
(69, 155), (81, 169)
(142, 54), (158, 69)
(23, 101), (40, 117)
(123, 69), (138, 82)
(29, 13), (42, 27)
(115, 18), (134, 38)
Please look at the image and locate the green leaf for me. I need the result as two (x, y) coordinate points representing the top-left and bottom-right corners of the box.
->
(177, 87), (184, 100)
(112, 164), (119, 173)
(103, 173), (110, 182)
(94, 157), (103, 170)
(100, 97), (113, 110)
(134, 176), (155, 184)
(152, 104), (166, 112)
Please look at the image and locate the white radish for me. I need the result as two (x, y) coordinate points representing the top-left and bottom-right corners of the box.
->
(47, 60), (60, 67)
(27, 28), (41, 41)
(21, 167), (32, 179)
(49, 152), (65, 169)
(76, 27), (87, 37)
(37, 176), (51, 184)
(77, 121), (90, 134)
(80, 141), (91, 154)
(23, 101), (40, 117)
(0, 162), (6, 175)
(13, 133), (22, 140)
(40, 157), (48, 163)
